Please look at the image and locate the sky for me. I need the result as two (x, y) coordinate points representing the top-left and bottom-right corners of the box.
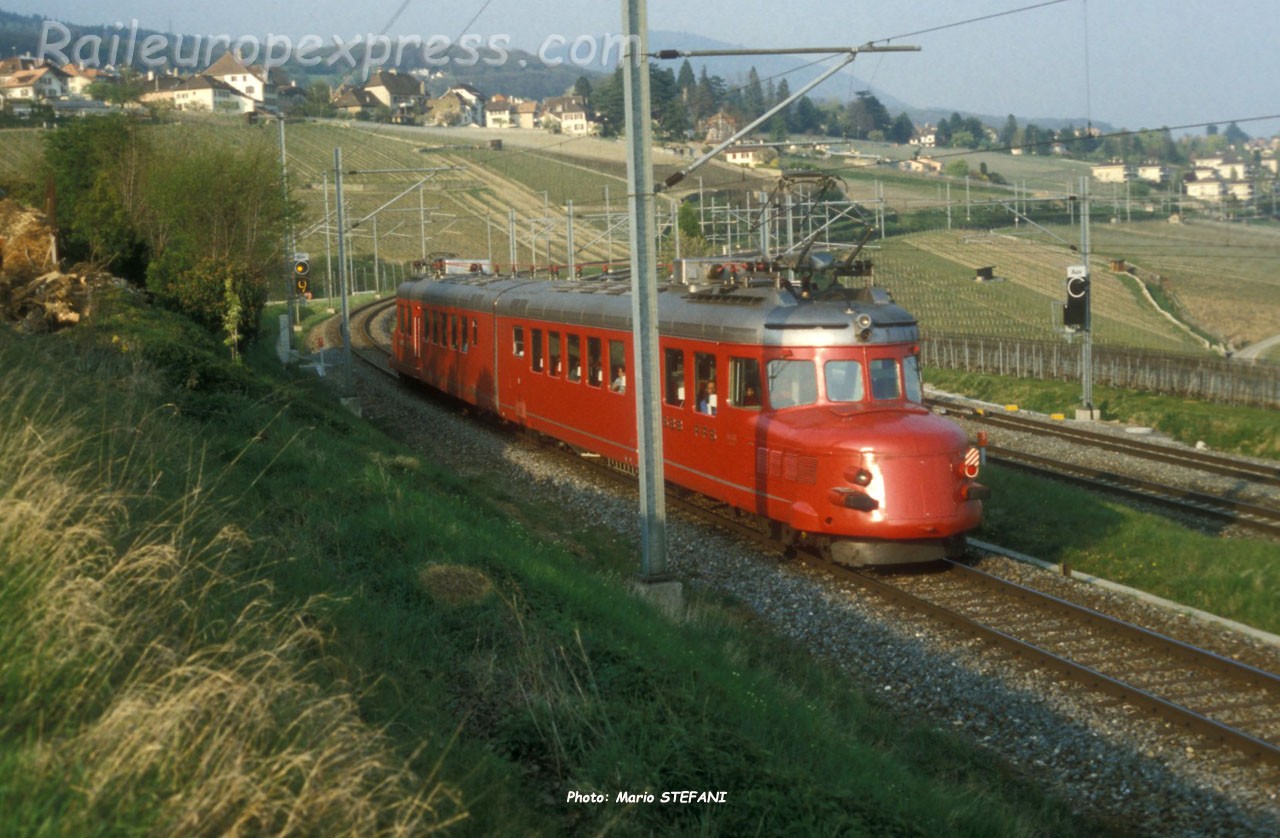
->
(9, 0), (1280, 136)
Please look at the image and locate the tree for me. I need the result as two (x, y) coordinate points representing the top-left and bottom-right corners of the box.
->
(591, 69), (625, 136)
(676, 59), (696, 98)
(999, 114), (1018, 149)
(774, 78), (792, 131)
(843, 91), (890, 139)
(743, 67), (766, 121)
(1223, 121), (1250, 146)
(42, 114), (149, 278)
(888, 112), (914, 144)
(573, 75), (593, 101)
(792, 96), (822, 135)
(1022, 122), (1043, 154)
(298, 81), (337, 118)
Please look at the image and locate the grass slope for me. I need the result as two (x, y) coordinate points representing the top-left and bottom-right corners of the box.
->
(0, 295), (1109, 835)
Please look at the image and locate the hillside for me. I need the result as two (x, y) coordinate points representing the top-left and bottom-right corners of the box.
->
(3, 117), (1273, 354)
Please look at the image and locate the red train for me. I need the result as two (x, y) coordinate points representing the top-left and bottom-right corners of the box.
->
(390, 261), (988, 565)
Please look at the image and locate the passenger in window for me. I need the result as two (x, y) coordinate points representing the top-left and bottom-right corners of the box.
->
(741, 385), (760, 407)
(697, 381), (717, 415)
(610, 366), (627, 393)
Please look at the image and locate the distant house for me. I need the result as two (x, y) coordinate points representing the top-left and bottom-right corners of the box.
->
(723, 143), (772, 168)
(333, 85), (382, 117)
(541, 95), (595, 135)
(699, 111), (736, 143)
(1185, 178), (1225, 202)
(364, 70), (427, 122)
(513, 100), (539, 129)
(172, 75), (254, 113)
(1226, 181), (1253, 202)
(1091, 162), (1133, 183)
(205, 52), (279, 111)
(1136, 163), (1169, 184)
(910, 126), (937, 148)
(61, 64), (117, 98)
(138, 72), (185, 107)
(0, 55), (44, 85)
(484, 93), (514, 128)
(0, 64), (69, 101)
(899, 156), (943, 174)
(1212, 154), (1248, 182)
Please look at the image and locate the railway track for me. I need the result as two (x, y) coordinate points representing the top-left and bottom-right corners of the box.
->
(928, 397), (1280, 489)
(927, 398), (1280, 538)
(342, 300), (1280, 771)
(836, 558), (1280, 770)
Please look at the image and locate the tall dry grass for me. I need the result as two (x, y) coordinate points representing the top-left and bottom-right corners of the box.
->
(0, 347), (466, 835)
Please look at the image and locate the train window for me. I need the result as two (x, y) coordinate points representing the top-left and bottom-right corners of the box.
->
(531, 328), (544, 372)
(450, 315), (459, 350)
(695, 352), (717, 415)
(903, 354), (923, 402)
(728, 357), (762, 409)
(436, 311), (445, 345)
(587, 337), (603, 387)
(567, 334), (582, 382)
(472, 319), (479, 347)
(460, 316), (469, 353)
(609, 340), (626, 393)
(513, 326), (525, 357)
(664, 348), (686, 407)
(548, 331), (562, 377)
(869, 358), (902, 400)
(767, 359), (817, 409)
(825, 360), (865, 403)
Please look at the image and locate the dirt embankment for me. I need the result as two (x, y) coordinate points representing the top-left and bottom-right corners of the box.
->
(0, 198), (122, 332)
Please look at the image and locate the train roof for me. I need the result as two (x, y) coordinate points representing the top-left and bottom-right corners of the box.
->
(396, 273), (919, 347)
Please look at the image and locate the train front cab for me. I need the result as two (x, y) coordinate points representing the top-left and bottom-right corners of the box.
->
(656, 338), (986, 566)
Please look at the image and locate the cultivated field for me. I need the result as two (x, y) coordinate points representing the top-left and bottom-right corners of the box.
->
(1051, 219), (1280, 350)
(3, 119), (1274, 356)
(870, 232), (1205, 351)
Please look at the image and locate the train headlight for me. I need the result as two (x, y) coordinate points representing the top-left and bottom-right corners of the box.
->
(843, 466), (874, 486)
(829, 487), (879, 512)
(852, 313), (873, 342)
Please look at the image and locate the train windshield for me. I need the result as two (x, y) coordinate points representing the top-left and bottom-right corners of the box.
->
(869, 358), (903, 400)
(824, 360), (864, 402)
(904, 354), (923, 402)
(867, 356), (924, 403)
(766, 359), (818, 409)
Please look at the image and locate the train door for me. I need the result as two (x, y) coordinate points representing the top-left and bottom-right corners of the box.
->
(410, 305), (422, 369)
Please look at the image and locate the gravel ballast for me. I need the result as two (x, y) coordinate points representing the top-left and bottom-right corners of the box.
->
(329, 316), (1280, 835)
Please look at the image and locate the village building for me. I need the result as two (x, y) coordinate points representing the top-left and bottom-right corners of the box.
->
(722, 143), (773, 168)
(363, 70), (428, 122)
(332, 85), (383, 117)
(513, 100), (539, 129)
(899, 156), (944, 175)
(699, 111), (736, 144)
(137, 71), (185, 108)
(0, 63), (69, 101)
(540, 95), (596, 135)
(172, 75), (254, 113)
(1091, 162), (1133, 183)
(204, 52), (279, 112)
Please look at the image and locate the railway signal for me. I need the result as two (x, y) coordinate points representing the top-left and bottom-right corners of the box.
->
(1064, 265), (1089, 330)
(293, 253), (310, 295)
